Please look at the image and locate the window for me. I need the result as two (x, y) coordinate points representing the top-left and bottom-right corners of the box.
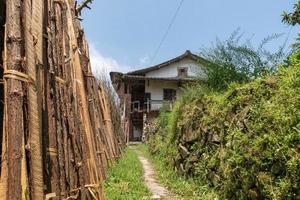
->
(163, 89), (176, 101)
(178, 67), (188, 77)
(145, 93), (151, 101)
(124, 83), (128, 94)
(145, 93), (151, 110)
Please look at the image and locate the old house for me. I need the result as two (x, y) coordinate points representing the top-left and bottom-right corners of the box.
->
(110, 50), (210, 142)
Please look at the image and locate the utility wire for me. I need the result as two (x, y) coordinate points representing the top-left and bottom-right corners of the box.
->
(151, 0), (185, 64)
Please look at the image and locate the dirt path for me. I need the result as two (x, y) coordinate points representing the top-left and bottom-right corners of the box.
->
(133, 148), (174, 200)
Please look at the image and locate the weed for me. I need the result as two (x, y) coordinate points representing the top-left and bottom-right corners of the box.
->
(136, 144), (219, 200)
(104, 147), (151, 200)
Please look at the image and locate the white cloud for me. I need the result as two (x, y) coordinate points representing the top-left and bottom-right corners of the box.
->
(139, 55), (150, 65)
(89, 44), (129, 78)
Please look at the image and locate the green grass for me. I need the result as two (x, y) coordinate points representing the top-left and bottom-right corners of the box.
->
(103, 147), (151, 200)
(135, 144), (218, 200)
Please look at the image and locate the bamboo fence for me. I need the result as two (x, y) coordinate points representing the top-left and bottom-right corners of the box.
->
(0, 0), (123, 199)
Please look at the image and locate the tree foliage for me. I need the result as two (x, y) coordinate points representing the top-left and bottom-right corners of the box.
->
(282, 1), (300, 52)
(200, 29), (288, 91)
(282, 1), (300, 26)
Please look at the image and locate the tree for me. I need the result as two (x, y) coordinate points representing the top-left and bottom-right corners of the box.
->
(282, 1), (300, 26)
(282, 2), (300, 53)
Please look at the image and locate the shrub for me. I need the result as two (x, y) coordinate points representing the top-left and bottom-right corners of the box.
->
(148, 54), (300, 199)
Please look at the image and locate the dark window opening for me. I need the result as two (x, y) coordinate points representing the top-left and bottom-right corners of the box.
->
(145, 92), (151, 110)
(131, 81), (145, 111)
(163, 89), (176, 101)
(178, 67), (188, 77)
(124, 83), (128, 94)
(145, 92), (151, 101)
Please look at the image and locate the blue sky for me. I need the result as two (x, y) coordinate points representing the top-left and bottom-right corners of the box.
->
(81, 0), (299, 75)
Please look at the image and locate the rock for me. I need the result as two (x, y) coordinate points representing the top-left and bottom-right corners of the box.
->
(177, 163), (185, 176)
(187, 154), (198, 163)
(151, 194), (161, 199)
(178, 143), (190, 158)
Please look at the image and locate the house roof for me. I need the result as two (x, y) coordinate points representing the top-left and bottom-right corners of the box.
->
(110, 50), (210, 86)
(109, 72), (196, 84)
(121, 74), (196, 82)
(126, 50), (209, 75)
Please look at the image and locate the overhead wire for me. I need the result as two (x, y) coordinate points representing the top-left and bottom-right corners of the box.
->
(151, 0), (185, 64)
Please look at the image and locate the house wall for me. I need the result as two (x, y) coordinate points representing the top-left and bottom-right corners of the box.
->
(145, 80), (183, 100)
(145, 58), (206, 79)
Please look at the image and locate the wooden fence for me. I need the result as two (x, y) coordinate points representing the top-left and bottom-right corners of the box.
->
(0, 0), (123, 199)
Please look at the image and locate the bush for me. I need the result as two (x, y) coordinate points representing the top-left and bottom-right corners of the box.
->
(148, 54), (300, 199)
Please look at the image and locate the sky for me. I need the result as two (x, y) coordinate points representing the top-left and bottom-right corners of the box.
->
(81, 0), (299, 76)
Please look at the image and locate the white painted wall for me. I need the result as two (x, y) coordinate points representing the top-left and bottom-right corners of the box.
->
(143, 58), (207, 110)
(145, 80), (184, 110)
(145, 58), (206, 79)
(145, 80), (180, 100)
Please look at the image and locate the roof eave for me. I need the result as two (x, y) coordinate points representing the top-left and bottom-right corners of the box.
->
(127, 50), (209, 75)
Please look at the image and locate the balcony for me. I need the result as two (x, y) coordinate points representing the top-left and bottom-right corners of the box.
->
(131, 100), (173, 113)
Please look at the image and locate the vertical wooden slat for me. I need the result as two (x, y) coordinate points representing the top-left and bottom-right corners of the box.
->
(0, 20), (8, 200)
(44, 0), (61, 195)
(4, 0), (27, 199)
(24, 0), (44, 198)
(0, 1), (124, 199)
(66, 0), (99, 182)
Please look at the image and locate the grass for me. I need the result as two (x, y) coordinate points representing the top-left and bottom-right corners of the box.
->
(103, 147), (151, 200)
(135, 144), (218, 200)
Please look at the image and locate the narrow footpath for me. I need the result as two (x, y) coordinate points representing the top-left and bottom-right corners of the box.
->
(131, 147), (174, 200)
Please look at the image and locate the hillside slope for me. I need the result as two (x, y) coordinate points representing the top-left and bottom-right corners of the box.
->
(147, 54), (300, 199)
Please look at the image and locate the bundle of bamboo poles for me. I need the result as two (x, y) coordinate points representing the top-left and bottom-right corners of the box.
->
(0, 0), (123, 199)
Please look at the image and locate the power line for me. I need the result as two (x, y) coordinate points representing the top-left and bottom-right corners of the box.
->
(151, 0), (185, 64)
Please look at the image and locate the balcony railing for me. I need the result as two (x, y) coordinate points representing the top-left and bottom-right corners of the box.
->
(131, 100), (173, 113)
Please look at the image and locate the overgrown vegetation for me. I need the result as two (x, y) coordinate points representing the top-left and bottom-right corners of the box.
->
(136, 144), (218, 200)
(104, 147), (151, 200)
(147, 53), (300, 199)
(282, 1), (300, 26)
(199, 29), (288, 91)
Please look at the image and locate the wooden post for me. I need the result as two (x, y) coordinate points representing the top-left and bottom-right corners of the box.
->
(24, 0), (45, 198)
(43, 0), (60, 196)
(65, 0), (103, 198)
(0, 0), (124, 199)
(4, 0), (28, 199)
